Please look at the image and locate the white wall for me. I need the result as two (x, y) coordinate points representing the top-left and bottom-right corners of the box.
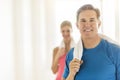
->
(0, 0), (14, 80)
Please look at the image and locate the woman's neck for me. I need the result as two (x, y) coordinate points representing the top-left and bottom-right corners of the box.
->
(64, 38), (71, 44)
(64, 38), (71, 53)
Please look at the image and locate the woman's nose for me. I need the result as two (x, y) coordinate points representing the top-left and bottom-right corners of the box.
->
(64, 32), (68, 35)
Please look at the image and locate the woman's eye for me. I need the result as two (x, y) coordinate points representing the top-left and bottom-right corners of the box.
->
(67, 30), (70, 32)
(90, 19), (94, 22)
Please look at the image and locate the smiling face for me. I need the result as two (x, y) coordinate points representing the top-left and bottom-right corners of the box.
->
(77, 10), (101, 39)
(61, 25), (72, 41)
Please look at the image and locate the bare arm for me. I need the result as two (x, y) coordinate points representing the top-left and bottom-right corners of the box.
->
(61, 78), (65, 80)
(51, 47), (65, 74)
(51, 47), (59, 74)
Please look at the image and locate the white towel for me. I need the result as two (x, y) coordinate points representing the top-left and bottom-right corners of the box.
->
(73, 39), (83, 60)
(59, 38), (76, 48)
(73, 34), (119, 61)
(99, 34), (118, 45)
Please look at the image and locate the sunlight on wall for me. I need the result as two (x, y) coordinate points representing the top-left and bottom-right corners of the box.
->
(22, 0), (33, 80)
(102, 0), (116, 40)
(40, 0), (46, 67)
(0, 0), (14, 80)
(115, 0), (120, 43)
(44, 0), (57, 80)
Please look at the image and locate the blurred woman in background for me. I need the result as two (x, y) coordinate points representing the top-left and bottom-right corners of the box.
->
(51, 20), (75, 80)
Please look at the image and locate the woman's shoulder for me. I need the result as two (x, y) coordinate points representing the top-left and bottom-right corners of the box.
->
(53, 47), (59, 55)
(53, 47), (59, 52)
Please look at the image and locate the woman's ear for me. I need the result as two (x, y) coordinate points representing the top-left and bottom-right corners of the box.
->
(76, 22), (79, 29)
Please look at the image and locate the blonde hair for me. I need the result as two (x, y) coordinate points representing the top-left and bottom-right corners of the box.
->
(60, 20), (72, 29)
